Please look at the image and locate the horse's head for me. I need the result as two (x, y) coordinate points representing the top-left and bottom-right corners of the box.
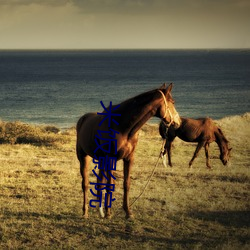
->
(216, 128), (232, 166)
(220, 144), (232, 166)
(157, 83), (181, 129)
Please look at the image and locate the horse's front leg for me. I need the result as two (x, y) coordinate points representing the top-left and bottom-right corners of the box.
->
(97, 170), (106, 218)
(160, 139), (167, 168)
(204, 143), (211, 169)
(79, 155), (91, 218)
(104, 170), (114, 219)
(166, 140), (173, 167)
(123, 156), (134, 219)
(189, 141), (205, 168)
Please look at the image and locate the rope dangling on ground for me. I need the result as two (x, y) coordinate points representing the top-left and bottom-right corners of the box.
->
(128, 139), (166, 209)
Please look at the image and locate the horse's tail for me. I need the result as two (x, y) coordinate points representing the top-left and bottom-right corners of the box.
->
(159, 121), (168, 139)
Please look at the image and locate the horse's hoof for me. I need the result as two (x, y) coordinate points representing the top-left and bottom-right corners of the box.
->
(105, 214), (112, 220)
(163, 155), (167, 167)
(126, 213), (134, 220)
(99, 207), (105, 218)
(83, 214), (89, 219)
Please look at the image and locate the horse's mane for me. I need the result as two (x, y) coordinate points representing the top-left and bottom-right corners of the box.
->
(112, 88), (160, 114)
(102, 84), (171, 117)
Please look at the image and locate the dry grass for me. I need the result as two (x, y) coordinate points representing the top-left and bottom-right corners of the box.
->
(0, 113), (249, 249)
(0, 121), (69, 146)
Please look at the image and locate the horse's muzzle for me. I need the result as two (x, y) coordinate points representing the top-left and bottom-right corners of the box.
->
(223, 160), (228, 166)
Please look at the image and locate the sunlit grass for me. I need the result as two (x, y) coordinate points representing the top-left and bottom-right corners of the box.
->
(0, 114), (249, 249)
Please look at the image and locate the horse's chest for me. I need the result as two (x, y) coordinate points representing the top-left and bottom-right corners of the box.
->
(117, 136), (138, 160)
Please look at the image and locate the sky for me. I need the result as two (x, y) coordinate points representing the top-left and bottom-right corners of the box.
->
(0, 0), (249, 49)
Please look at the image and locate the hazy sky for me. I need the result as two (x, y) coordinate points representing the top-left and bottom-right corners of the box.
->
(0, 0), (249, 49)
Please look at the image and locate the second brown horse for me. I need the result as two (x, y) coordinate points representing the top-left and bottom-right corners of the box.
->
(159, 117), (231, 169)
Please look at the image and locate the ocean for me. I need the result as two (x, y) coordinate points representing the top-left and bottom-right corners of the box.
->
(0, 50), (249, 129)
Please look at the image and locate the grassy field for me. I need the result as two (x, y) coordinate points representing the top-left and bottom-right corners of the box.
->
(0, 114), (249, 249)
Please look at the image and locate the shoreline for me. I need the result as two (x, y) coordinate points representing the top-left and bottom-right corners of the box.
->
(1, 112), (249, 131)
(1, 48), (249, 52)
(0, 113), (249, 147)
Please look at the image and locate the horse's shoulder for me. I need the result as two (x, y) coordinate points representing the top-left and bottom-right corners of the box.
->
(202, 118), (218, 140)
(203, 117), (214, 126)
(204, 117), (213, 122)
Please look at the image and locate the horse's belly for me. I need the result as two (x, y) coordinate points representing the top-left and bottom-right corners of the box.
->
(178, 134), (197, 142)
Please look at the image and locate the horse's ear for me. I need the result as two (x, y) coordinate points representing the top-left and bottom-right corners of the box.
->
(159, 83), (167, 90)
(166, 83), (173, 94)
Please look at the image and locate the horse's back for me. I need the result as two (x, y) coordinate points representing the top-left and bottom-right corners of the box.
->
(176, 117), (216, 142)
(182, 117), (215, 128)
(76, 113), (97, 132)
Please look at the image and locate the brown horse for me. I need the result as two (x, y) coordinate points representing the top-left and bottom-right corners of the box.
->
(76, 83), (181, 219)
(159, 117), (232, 169)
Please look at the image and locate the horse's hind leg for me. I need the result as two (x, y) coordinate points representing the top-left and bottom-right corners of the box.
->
(189, 141), (205, 168)
(104, 170), (115, 219)
(77, 148), (90, 218)
(205, 143), (211, 169)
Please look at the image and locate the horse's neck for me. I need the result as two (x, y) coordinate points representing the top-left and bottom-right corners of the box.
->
(117, 92), (160, 137)
(215, 130), (228, 154)
(127, 108), (156, 137)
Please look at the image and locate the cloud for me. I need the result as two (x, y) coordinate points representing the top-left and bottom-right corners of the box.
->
(70, 0), (250, 13)
(2, 0), (249, 14)
(0, 0), (249, 49)
(0, 2), (97, 49)
(0, 0), (70, 7)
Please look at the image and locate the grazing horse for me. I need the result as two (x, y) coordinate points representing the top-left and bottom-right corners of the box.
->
(159, 117), (232, 169)
(76, 83), (181, 219)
